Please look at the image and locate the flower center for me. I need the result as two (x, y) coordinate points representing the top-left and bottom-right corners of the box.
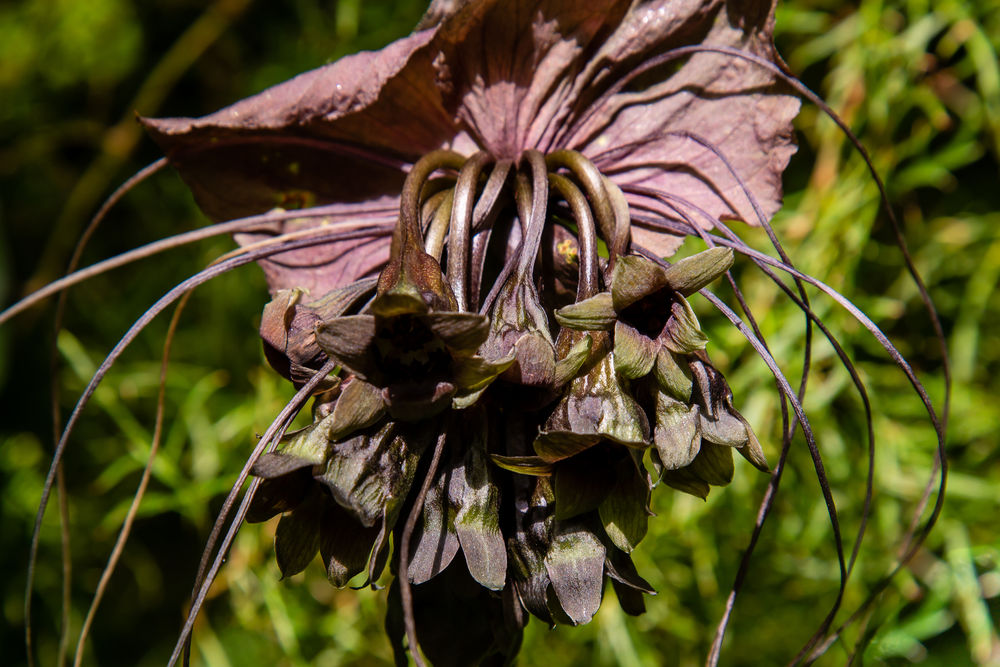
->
(389, 148), (631, 317)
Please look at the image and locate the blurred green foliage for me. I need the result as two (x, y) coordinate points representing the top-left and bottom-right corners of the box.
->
(1, 0), (998, 665)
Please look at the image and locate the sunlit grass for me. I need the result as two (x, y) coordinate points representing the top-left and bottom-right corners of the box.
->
(2, 0), (997, 665)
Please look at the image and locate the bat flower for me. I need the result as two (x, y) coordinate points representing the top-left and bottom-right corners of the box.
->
(554, 247), (768, 487)
(143, 0), (798, 663)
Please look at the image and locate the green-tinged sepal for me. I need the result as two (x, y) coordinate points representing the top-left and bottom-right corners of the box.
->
(610, 255), (671, 312)
(327, 377), (386, 440)
(653, 348), (693, 400)
(690, 356), (769, 471)
(543, 523), (606, 625)
(274, 489), (323, 578)
(451, 417), (507, 590)
(535, 341), (649, 461)
(598, 458), (651, 553)
(453, 353), (515, 400)
(661, 442), (735, 499)
(490, 454), (554, 476)
(316, 421), (423, 528)
(424, 311), (490, 351)
(653, 394), (702, 470)
(553, 333), (592, 387)
(407, 461), (460, 584)
(481, 272), (558, 387)
(660, 299), (708, 354)
(614, 321), (657, 379)
(662, 247), (734, 296)
(319, 501), (379, 587)
(314, 315), (377, 378)
(552, 448), (616, 520)
(554, 292), (616, 331)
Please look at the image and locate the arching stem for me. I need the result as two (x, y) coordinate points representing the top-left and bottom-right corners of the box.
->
(548, 173), (599, 300)
(447, 152), (492, 310)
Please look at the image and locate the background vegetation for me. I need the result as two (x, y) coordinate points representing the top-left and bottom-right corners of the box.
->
(1, 0), (997, 664)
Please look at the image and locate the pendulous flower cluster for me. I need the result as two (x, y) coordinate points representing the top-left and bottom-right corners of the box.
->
(141, 0), (799, 663)
(247, 149), (766, 665)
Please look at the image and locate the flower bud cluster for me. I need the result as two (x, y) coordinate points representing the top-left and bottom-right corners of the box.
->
(250, 150), (767, 664)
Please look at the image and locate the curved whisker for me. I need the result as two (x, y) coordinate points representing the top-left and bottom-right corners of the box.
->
(25, 229), (391, 658)
(72, 290), (190, 667)
(170, 358), (338, 667)
(2, 204), (397, 326)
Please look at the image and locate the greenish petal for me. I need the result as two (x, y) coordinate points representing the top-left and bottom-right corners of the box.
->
(251, 416), (333, 480)
(246, 470), (311, 523)
(653, 348), (693, 400)
(653, 394), (702, 470)
(490, 454), (554, 476)
(739, 421), (769, 472)
(611, 579), (646, 617)
(598, 459), (651, 553)
(507, 332), (556, 387)
(552, 449), (616, 520)
(408, 460), (460, 584)
(453, 353), (515, 395)
(384, 380), (456, 421)
(662, 247), (734, 296)
(541, 351), (649, 453)
(533, 431), (601, 463)
(605, 549), (656, 594)
(260, 288), (304, 356)
(319, 500), (379, 587)
(314, 314), (377, 378)
(553, 333), (592, 387)
(371, 284), (429, 318)
(689, 357), (767, 470)
(543, 523), (606, 625)
(610, 255), (670, 311)
(613, 321), (657, 379)
(554, 292), (616, 331)
(452, 419), (507, 590)
(425, 311), (491, 351)
(688, 442), (735, 487)
(660, 468), (710, 499)
(316, 422), (422, 528)
(274, 491), (322, 578)
(305, 277), (378, 319)
(660, 299), (708, 354)
(327, 377), (386, 440)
